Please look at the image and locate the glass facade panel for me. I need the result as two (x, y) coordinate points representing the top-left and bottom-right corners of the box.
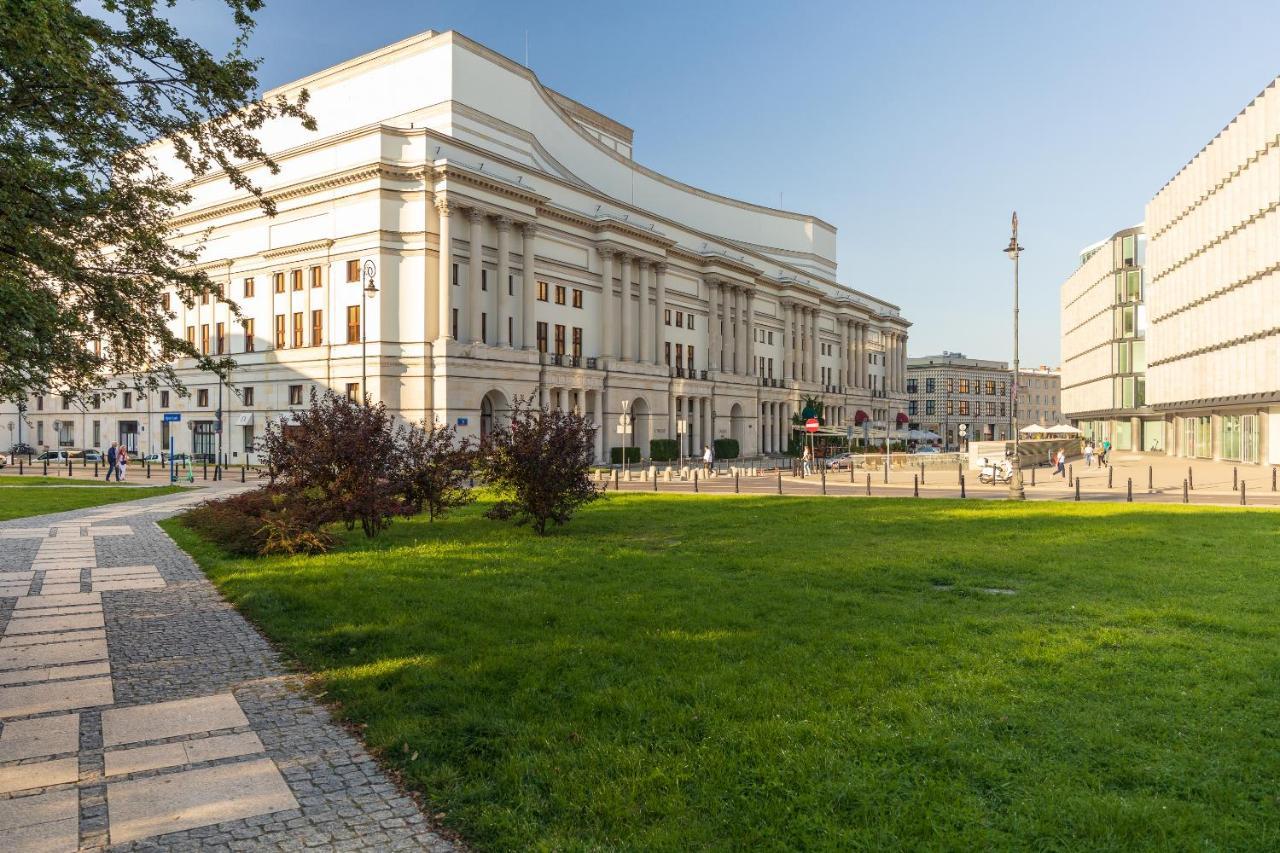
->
(1221, 415), (1242, 461)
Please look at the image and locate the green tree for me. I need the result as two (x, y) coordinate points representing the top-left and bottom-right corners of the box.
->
(0, 0), (314, 403)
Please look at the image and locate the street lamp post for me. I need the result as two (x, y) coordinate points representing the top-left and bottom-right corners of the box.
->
(1004, 212), (1026, 500)
(361, 260), (379, 402)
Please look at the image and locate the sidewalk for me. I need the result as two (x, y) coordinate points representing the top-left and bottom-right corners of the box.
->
(0, 487), (455, 851)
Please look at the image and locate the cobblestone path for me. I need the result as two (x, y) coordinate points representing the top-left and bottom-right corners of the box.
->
(0, 488), (456, 852)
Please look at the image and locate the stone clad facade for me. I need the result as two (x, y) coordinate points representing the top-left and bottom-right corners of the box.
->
(1, 29), (909, 463)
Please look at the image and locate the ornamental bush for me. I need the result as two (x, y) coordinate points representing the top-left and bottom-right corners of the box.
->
(480, 396), (601, 535)
(609, 446), (641, 465)
(713, 438), (740, 460)
(649, 439), (679, 462)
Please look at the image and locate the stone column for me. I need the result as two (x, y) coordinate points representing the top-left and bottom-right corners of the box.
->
(435, 198), (454, 340)
(707, 281), (721, 371)
(856, 324), (866, 388)
(689, 396), (699, 457)
(521, 223), (537, 349)
(595, 388), (606, 463)
(745, 291), (756, 378)
(723, 287), (735, 374)
(840, 320), (850, 389)
(495, 217), (511, 347)
(669, 393), (677, 450)
(620, 254), (634, 361)
(598, 248), (615, 358)
(798, 308), (809, 382)
(782, 302), (793, 381)
(467, 208), (484, 344)
(809, 308), (820, 383)
(639, 261), (653, 364)
(654, 263), (667, 368)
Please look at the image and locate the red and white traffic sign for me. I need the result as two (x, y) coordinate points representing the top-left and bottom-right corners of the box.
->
(805, 418), (820, 433)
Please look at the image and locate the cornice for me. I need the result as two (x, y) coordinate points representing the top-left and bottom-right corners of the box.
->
(434, 161), (549, 207)
(262, 239), (336, 261)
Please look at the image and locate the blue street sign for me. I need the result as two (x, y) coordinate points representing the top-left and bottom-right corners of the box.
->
(163, 412), (181, 423)
(456, 417), (469, 426)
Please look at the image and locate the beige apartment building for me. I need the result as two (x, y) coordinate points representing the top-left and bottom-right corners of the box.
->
(1146, 76), (1280, 464)
(0, 29), (909, 463)
(1017, 367), (1063, 427)
(1060, 226), (1161, 451)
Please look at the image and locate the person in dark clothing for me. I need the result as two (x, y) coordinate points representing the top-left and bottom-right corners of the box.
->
(105, 442), (120, 481)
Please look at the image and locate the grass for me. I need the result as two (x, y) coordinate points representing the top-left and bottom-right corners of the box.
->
(0, 475), (119, 486)
(0, 484), (185, 520)
(164, 495), (1280, 851)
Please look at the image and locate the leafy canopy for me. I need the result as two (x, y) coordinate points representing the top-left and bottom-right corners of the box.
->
(0, 0), (314, 403)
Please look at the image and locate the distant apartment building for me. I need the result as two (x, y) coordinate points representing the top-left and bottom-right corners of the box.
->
(1059, 226), (1159, 450)
(1145, 76), (1280, 464)
(1017, 366), (1063, 427)
(906, 353), (1012, 448)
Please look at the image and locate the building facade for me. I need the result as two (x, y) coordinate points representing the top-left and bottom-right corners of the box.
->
(0, 29), (909, 463)
(906, 353), (1013, 449)
(1145, 76), (1280, 465)
(1059, 226), (1160, 450)
(1016, 367), (1063, 428)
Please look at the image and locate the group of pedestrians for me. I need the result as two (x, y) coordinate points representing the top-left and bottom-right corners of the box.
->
(1050, 438), (1111, 478)
(103, 441), (129, 481)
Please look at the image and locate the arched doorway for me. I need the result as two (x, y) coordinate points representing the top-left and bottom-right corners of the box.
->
(627, 397), (651, 458)
(479, 390), (510, 441)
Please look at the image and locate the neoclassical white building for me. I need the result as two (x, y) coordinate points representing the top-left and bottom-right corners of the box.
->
(2, 29), (910, 463)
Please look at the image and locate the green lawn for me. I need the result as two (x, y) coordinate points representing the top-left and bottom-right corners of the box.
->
(164, 496), (1280, 851)
(0, 484), (185, 520)
(0, 475), (118, 486)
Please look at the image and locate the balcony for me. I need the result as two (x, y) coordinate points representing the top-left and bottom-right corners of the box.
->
(544, 353), (595, 369)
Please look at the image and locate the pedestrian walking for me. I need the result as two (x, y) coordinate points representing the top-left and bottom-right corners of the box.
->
(1084, 441), (1094, 467)
(702, 444), (713, 474)
(117, 446), (129, 481)
(1100, 439), (1111, 467)
(802, 445), (812, 477)
(105, 442), (120, 482)
(1054, 448), (1067, 478)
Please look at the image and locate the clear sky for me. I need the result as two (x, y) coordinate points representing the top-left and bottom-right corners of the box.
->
(173, 0), (1280, 366)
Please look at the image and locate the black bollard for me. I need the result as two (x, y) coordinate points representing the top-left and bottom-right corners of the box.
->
(960, 474), (966, 499)
(146, 462), (150, 479)
(654, 471), (658, 492)
(241, 465), (246, 483)
(920, 461), (925, 484)
(849, 463), (853, 484)
(1075, 478), (1080, 501)
(914, 474), (919, 497)
(735, 472), (740, 494)
(92, 462), (97, 477)
(614, 468), (619, 491)
(1031, 466), (1036, 487)
(1241, 481), (1247, 506)
(1188, 467), (1193, 490)
(67, 458), (72, 477)
(1107, 466), (1113, 489)
(1183, 479), (1189, 503)
(1148, 465), (1153, 492)
(1126, 478), (1132, 502)
(866, 473), (871, 496)
(777, 470), (782, 495)
(820, 466), (826, 495)
(957, 461), (962, 484)
(1233, 467), (1238, 491)
(18, 460), (23, 475)
(694, 470), (699, 494)
(43, 460), (48, 476)
(202, 461), (207, 480)
(1069, 465), (1074, 487)
(883, 460), (888, 484)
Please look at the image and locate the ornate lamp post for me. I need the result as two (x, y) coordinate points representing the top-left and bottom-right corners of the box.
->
(361, 260), (378, 401)
(1004, 212), (1026, 500)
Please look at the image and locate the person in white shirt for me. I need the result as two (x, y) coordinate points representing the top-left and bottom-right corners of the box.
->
(702, 444), (713, 474)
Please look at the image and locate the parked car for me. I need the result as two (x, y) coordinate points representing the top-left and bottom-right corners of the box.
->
(35, 450), (75, 463)
(825, 452), (857, 471)
(80, 449), (104, 462)
(913, 445), (940, 454)
(8, 443), (35, 456)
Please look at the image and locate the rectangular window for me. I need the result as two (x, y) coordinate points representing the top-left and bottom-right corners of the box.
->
(664, 309), (672, 326)
(946, 401), (954, 416)
(482, 313), (488, 343)
(925, 400), (936, 415)
(1126, 269), (1141, 301)
(536, 321), (548, 353)
(687, 314), (695, 330)
(275, 314), (286, 348)
(1122, 234), (1136, 265)
(688, 346), (695, 369)
(196, 389), (208, 407)
(243, 319), (255, 352)
(310, 266), (323, 288)
(572, 289), (583, 309)
(676, 312), (684, 328)
(554, 284), (566, 305)
(200, 291), (209, 305)
(292, 312), (303, 348)
(273, 272), (285, 293)
(242, 387), (254, 406)
(675, 343), (684, 369)
(451, 308), (458, 340)
(215, 322), (226, 355)
(508, 316), (514, 346)
(985, 380), (996, 395)
(958, 378), (969, 394)
(92, 338), (101, 357)
(959, 400), (969, 416)
(554, 324), (566, 355)
(93, 420), (101, 446)
(200, 324), (210, 354)
(906, 379), (918, 394)
(159, 391), (168, 408)
(242, 424), (255, 454)
(508, 275), (514, 296)
(290, 269), (302, 291)
(243, 277), (254, 298)
(346, 259), (359, 282)
(926, 377), (935, 393)
(451, 263), (459, 286)
(987, 402), (996, 416)
(162, 292), (171, 312)
(572, 327), (582, 359)
(92, 393), (101, 409)
(909, 401), (918, 416)
(61, 395), (69, 410)
(346, 383), (360, 402)
(537, 281), (549, 302)
(288, 385), (303, 406)
(311, 310), (323, 346)
(768, 330), (773, 345)
(481, 269), (489, 292)
(665, 341), (671, 365)
(346, 306), (360, 344)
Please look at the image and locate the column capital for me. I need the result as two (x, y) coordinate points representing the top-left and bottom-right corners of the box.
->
(522, 221), (539, 238)
(653, 261), (668, 274)
(434, 196), (456, 216)
(596, 245), (615, 259)
(467, 207), (485, 224)
(494, 216), (513, 233)
(637, 257), (652, 270)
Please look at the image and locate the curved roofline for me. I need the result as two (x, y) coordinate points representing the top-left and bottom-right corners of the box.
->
(264, 28), (838, 235)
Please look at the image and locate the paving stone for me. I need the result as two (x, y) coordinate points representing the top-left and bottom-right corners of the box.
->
(0, 660), (110, 686)
(103, 694), (249, 747)
(0, 628), (106, 648)
(0, 528), (50, 539)
(5, 604), (101, 618)
(107, 757), (298, 844)
(4, 611), (105, 634)
(0, 676), (113, 718)
(105, 731), (264, 777)
(93, 577), (166, 591)
(15, 592), (101, 609)
(0, 756), (79, 794)
(91, 565), (160, 578)
(0, 788), (79, 851)
(0, 713), (79, 761)
(0, 639), (107, 670)
(36, 583), (85, 596)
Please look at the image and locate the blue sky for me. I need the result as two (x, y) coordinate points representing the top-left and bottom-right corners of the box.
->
(174, 0), (1280, 366)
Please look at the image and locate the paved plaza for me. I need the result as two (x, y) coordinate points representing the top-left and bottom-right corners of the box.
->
(0, 487), (455, 852)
